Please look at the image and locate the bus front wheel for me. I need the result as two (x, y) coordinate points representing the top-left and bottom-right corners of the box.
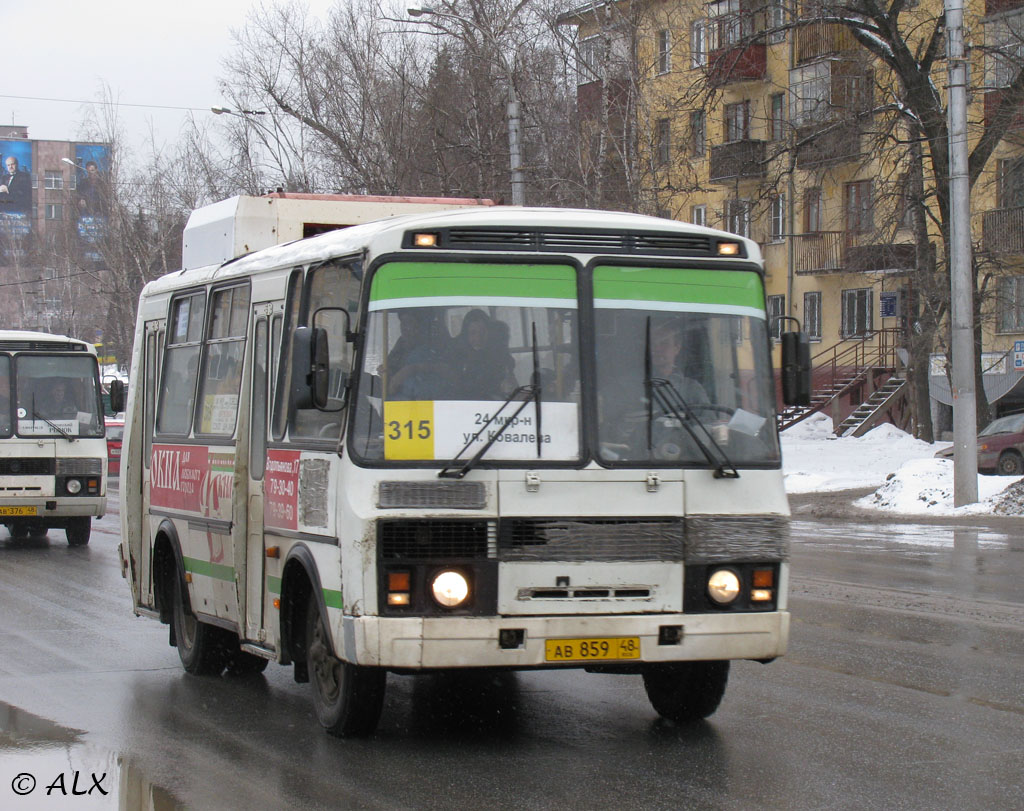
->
(172, 575), (230, 676)
(642, 661), (730, 723)
(66, 518), (91, 547)
(305, 592), (385, 738)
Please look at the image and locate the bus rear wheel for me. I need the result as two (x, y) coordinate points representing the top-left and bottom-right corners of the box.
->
(642, 661), (730, 723)
(305, 592), (385, 738)
(66, 518), (91, 547)
(172, 575), (230, 675)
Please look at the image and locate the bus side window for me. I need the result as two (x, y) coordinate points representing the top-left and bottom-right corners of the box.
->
(250, 318), (269, 479)
(143, 327), (161, 467)
(157, 292), (205, 436)
(291, 260), (360, 441)
(195, 283), (250, 437)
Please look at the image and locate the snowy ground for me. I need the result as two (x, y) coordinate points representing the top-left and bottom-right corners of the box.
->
(781, 413), (1024, 516)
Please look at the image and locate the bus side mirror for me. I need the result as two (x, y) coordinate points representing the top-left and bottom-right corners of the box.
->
(291, 326), (331, 410)
(108, 379), (125, 414)
(781, 331), (811, 406)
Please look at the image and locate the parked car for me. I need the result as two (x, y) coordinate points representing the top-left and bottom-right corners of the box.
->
(105, 415), (124, 477)
(934, 413), (1024, 475)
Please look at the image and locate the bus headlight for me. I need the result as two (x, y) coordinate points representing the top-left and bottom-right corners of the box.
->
(707, 569), (741, 605)
(431, 570), (470, 607)
(65, 478), (83, 495)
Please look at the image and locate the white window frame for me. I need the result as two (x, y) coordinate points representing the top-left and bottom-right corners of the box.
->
(987, 10), (1024, 89)
(44, 203), (62, 220)
(44, 170), (64, 190)
(725, 199), (750, 238)
(769, 0), (786, 43)
(769, 195), (786, 242)
(789, 61), (831, 126)
(767, 294), (786, 340)
(691, 110), (706, 157)
(691, 204), (706, 227)
(691, 20), (707, 68)
(578, 35), (604, 83)
(841, 288), (873, 338)
(999, 275), (1024, 333)
(803, 291), (822, 340)
(657, 29), (671, 74)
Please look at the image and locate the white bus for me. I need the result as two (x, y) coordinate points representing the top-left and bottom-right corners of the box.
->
(119, 207), (810, 737)
(0, 330), (109, 546)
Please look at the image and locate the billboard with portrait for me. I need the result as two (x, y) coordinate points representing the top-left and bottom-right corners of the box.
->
(0, 140), (33, 238)
(71, 143), (110, 247)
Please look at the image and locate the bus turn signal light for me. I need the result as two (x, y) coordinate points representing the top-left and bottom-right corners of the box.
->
(717, 242), (740, 256)
(752, 569), (774, 588)
(413, 232), (438, 247)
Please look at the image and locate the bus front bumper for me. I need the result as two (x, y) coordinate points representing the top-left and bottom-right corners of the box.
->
(340, 611), (789, 670)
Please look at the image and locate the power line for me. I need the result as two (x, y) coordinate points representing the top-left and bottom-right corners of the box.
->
(0, 94), (209, 113)
(0, 266), (113, 289)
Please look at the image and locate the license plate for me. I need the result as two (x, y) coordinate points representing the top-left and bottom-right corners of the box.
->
(544, 636), (641, 662)
(0, 506), (38, 516)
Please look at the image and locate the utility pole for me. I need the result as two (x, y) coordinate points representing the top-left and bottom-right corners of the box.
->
(946, 0), (979, 505)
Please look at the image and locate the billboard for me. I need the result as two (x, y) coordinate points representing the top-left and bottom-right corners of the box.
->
(0, 140), (32, 238)
(70, 144), (110, 248)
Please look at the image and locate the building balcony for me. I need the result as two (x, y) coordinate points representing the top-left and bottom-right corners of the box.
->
(707, 43), (767, 86)
(983, 206), (1024, 254)
(795, 119), (863, 167)
(796, 20), (859, 63)
(795, 231), (918, 274)
(576, 77), (632, 122)
(709, 139), (766, 183)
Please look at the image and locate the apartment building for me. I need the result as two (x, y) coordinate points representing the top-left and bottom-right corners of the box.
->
(0, 125), (112, 353)
(561, 0), (1024, 435)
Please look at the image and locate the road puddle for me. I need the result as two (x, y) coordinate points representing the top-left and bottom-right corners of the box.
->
(0, 702), (182, 810)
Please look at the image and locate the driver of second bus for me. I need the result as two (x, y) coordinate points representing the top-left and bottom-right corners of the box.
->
(41, 378), (80, 419)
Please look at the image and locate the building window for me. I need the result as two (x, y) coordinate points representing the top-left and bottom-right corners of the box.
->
(708, 0), (748, 49)
(987, 10), (1024, 89)
(44, 170), (64, 190)
(769, 93), (786, 141)
(690, 110), (706, 157)
(45, 203), (62, 220)
(769, 195), (785, 242)
(789, 61), (831, 126)
(805, 187), (823, 233)
(657, 29), (671, 74)
(803, 291), (822, 340)
(999, 276), (1024, 333)
(691, 20), (707, 67)
(769, 0), (787, 43)
(578, 35), (604, 83)
(998, 157), (1024, 208)
(725, 101), (750, 142)
(845, 180), (873, 233)
(691, 204), (706, 227)
(767, 294), (786, 340)
(655, 118), (671, 166)
(725, 199), (750, 238)
(841, 288), (873, 337)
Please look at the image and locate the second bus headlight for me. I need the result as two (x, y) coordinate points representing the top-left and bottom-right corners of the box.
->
(431, 570), (470, 607)
(707, 569), (741, 605)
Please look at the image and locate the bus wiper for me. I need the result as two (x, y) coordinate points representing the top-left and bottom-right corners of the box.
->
(31, 394), (73, 441)
(439, 323), (543, 479)
(643, 319), (737, 479)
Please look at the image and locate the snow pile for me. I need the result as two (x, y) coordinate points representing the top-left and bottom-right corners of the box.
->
(781, 414), (939, 494)
(782, 413), (1024, 516)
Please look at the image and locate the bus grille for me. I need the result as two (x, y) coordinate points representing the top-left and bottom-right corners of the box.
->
(379, 520), (492, 560)
(0, 340), (84, 351)
(0, 458), (54, 476)
(499, 518), (685, 562)
(422, 228), (718, 257)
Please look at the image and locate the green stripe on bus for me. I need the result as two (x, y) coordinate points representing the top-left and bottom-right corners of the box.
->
(323, 588), (343, 609)
(182, 556), (235, 583)
(267, 576), (282, 595)
(593, 266), (764, 310)
(371, 262), (577, 302)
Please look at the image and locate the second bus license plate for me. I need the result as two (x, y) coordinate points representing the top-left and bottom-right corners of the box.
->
(544, 636), (641, 662)
(0, 506), (37, 516)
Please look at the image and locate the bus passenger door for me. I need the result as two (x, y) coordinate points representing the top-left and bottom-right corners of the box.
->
(245, 312), (272, 642)
(139, 321), (164, 607)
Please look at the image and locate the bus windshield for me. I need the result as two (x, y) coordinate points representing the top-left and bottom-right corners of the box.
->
(350, 261), (581, 463)
(594, 266), (780, 466)
(14, 354), (103, 438)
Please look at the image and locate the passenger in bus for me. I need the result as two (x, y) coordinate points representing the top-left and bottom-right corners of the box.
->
(386, 309), (455, 400)
(451, 309), (517, 400)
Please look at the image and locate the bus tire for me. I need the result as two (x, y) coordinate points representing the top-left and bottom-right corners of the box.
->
(305, 592), (385, 738)
(642, 661), (729, 723)
(66, 518), (91, 547)
(10, 524), (29, 541)
(225, 649), (270, 676)
(172, 575), (230, 676)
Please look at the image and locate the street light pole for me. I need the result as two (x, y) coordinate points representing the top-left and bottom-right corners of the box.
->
(946, 0), (978, 506)
(408, 6), (525, 205)
(211, 107), (287, 191)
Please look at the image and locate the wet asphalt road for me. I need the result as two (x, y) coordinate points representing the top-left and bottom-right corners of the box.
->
(0, 489), (1021, 810)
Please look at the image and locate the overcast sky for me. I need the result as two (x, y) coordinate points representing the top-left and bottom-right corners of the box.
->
(2, 0), (337, 150)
